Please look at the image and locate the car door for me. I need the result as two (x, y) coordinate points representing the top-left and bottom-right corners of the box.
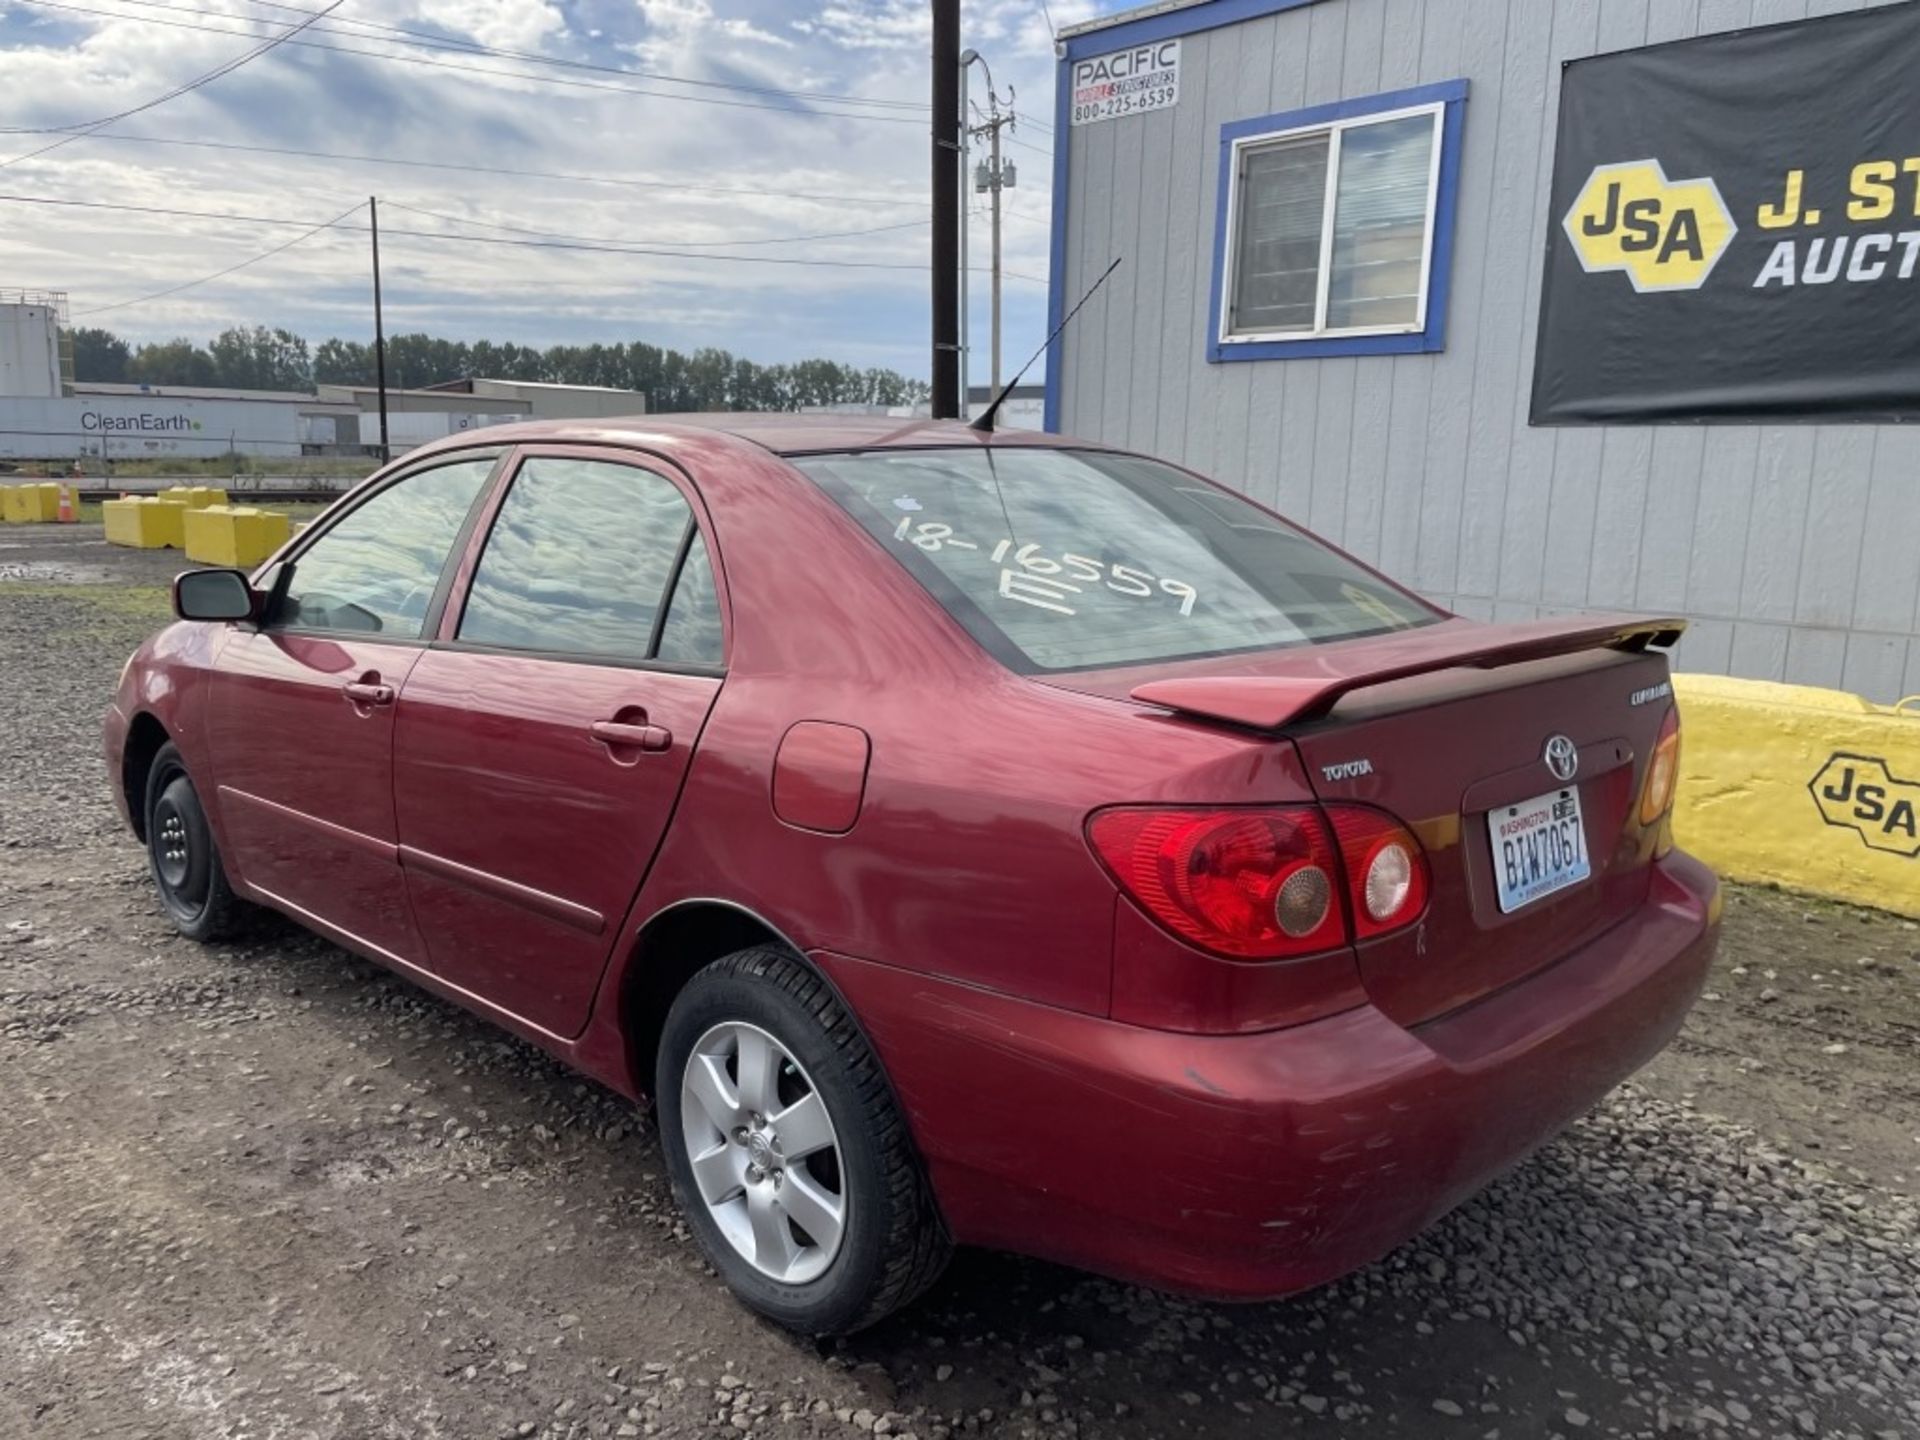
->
(207, 453), (502, 963)
(391, 447), (727, 1037)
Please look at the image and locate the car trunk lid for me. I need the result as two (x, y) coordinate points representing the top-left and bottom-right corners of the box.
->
(1109, 615), (1685, 1028)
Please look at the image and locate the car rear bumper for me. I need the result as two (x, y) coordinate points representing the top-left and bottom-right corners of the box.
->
(817, 849), (1720, 1300)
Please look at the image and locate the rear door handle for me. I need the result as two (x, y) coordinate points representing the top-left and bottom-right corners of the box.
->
(344, 680), (395, 706)
(591, 719), (673, 753)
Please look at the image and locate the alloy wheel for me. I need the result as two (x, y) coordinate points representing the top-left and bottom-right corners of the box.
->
(678, 1020), (847, 1284)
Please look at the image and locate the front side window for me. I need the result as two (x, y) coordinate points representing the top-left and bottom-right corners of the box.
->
(797, 448), (1437, 674)
(271, 457), (496, 637)
(1226, 106), (1439, 340)
(457, 456), (697, 663)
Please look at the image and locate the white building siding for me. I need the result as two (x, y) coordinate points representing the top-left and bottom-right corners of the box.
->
(1053, 0), (1920, 699)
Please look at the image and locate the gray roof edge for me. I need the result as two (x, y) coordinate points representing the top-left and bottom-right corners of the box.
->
(1058, 0), (1217, 42)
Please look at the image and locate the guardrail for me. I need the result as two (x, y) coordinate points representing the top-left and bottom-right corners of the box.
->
(1673, 675), (1920, 919)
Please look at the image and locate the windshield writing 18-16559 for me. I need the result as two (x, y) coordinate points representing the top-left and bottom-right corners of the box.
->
(798, 448), (1436, 673)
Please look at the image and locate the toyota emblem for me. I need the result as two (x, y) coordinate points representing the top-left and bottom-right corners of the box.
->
(1543, 734), (1580, 784)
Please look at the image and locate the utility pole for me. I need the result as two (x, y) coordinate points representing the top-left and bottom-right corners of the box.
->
(971, 91), (1018, 392)
(931, 0), (961, 419)
(369, 195), (391, 462)
(958, 48), (984, 411)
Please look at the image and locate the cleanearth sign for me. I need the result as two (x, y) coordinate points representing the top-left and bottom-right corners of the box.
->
(81, 410), (203, 434)
(1533, 5), (1920, 423)
(0, 396), (303, 459)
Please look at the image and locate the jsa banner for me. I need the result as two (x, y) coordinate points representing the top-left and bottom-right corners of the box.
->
(1532, 5), (1920, 424)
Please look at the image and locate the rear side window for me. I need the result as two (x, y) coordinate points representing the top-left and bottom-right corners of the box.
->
(655, 530), (724, 666)
(795, 448), (1437, 673)
(457, 456), (695, 663)
(272, 457), (495, 637)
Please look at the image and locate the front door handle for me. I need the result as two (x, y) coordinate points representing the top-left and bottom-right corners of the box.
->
(591, 718), (673, 753)
(343, 679), (395, 707)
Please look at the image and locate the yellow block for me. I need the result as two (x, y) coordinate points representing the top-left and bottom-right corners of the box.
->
(159, 485), (230, 510)
(1672, 674), (1920, 918)
(183, 505), (292, 569)
(101, 496), (189, 549)
(2, 483), (59, 523)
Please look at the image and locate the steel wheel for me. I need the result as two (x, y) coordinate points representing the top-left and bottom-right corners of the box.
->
(152, 797), (196, 894)
(679, 1020), (847, 1284)
(141, 742), (252, 944)
(148, 777), (213, 920)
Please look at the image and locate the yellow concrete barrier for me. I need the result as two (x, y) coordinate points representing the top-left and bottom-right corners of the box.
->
(101, 496), (190, 549)
(183, 505), (292, 569)
(1673, 674), (1920, 918)
(159, 485), (230, 510)
(1, 482), (59, 523)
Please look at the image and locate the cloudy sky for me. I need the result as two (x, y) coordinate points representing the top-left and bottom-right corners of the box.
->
(0, 0), (1126, 381)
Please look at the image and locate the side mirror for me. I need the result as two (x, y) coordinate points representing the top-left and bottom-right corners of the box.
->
(173, 568), (257, 622)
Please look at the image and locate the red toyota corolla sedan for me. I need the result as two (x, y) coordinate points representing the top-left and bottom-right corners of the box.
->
(103, 415), (1719, 1334)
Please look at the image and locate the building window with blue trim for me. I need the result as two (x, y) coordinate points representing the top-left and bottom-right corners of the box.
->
(1209, 80), (1468, 363)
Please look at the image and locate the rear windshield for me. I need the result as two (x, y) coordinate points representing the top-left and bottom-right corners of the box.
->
(795, 447), (1439, 673)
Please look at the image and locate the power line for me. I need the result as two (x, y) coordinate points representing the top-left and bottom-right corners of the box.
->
(45, 130), (925, 210)
(9, 0), (927, 126)
(377, 198), (929, 251)
(0, 190), (939, 272)
(72, 199), (367, 317)
(170, 0), (927, 113)
(1012, 108), (1054, 137)
(0, 191), (1057, 291)
(1, 0), (345, 167)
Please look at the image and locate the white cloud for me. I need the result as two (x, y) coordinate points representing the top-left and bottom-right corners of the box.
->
(0, 0), (1116, 377)
(634, 0), (793, 51)
(411, 0), (567, 53)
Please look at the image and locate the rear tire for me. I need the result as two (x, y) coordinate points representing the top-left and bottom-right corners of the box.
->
(656, 946), (949, 1334)
(144, 742), (251, 943)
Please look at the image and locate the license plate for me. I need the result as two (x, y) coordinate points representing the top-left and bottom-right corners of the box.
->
(1488, 786), (1590, 914)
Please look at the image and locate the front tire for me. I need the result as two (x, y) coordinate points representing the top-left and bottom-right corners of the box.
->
(144, 742), (251, 943)
(656, 947), (950, 1334)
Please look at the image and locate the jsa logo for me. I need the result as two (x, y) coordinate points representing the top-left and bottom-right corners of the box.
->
(1564, 160), (1738, 293)
(1809, 753), (1920, 858)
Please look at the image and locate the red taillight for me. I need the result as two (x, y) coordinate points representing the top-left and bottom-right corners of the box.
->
(1325, 805), (1432, 940)
(1087, 807), (1345, 958)
(1639, 705), (1682, 826)
(1087, 803), (1429, 960)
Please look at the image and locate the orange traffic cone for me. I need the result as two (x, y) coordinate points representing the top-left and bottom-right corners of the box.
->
(56, 482), (76, 523)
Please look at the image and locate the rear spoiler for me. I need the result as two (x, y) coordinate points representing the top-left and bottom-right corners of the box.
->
(1131, 615), (1686, 732)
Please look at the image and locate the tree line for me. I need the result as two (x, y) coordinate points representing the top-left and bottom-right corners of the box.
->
(70, 325), (931, 413)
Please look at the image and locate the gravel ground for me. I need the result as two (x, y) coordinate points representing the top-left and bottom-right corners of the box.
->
(2, 525), (1916, 1440)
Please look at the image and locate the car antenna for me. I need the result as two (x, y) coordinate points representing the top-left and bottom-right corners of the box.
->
(970, 256), (1122, 435)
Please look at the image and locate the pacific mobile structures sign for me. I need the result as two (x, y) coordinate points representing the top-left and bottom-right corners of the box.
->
(81, 410), (205, 433)
(1069, 38), (1180, 126)
(1533, 4), (1920, 424)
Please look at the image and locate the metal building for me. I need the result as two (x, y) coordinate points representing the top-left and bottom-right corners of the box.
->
(0, 293), (72, 400)
(1047, 0), (1920, 700)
